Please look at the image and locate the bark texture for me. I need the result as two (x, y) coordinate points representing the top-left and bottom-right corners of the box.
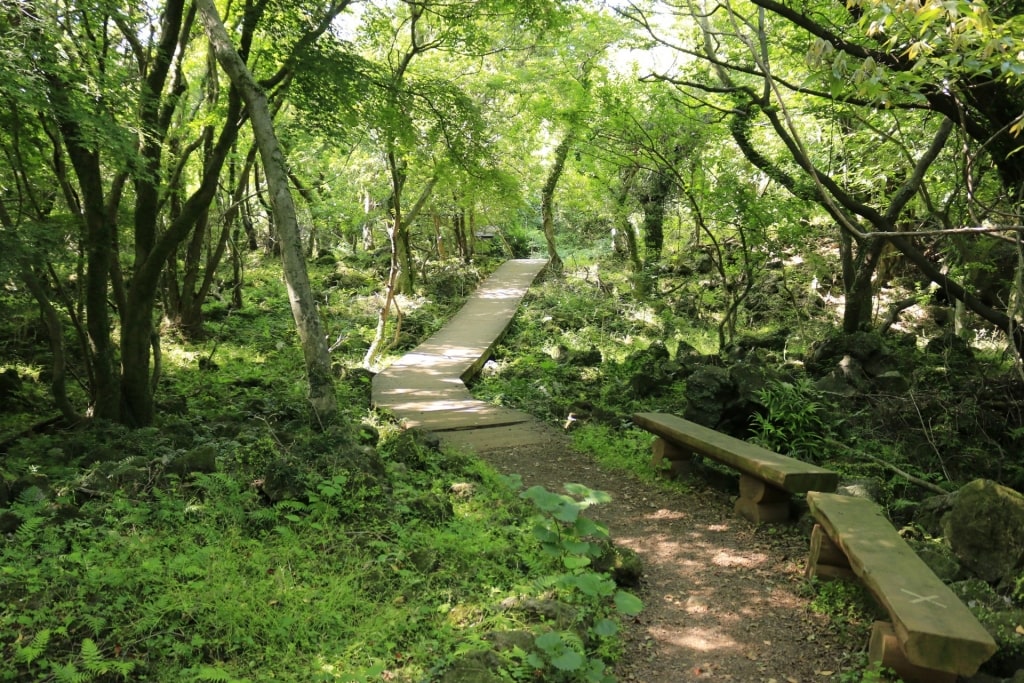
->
(196, 0), (337, 423)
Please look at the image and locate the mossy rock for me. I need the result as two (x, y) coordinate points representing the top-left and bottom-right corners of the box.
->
(806, 331), (887, 372)
(944, 479), (1024, 585)
(501, 597), (578, 629)
(0, 510), (22, 534)
(385, 429), (443, 471)
(408, 548), (439, 573)
(357, 422), (380, 446)
(85, 458), (151, 493)
(485, 629), (534, 653)
(260, 459), (304, 503)
(436, 650), (504, 683)
(407, 492), (453, 524)
(908, 539), (963, 582)
(682, 364), (735, 428)
(167, 445), (219, 477)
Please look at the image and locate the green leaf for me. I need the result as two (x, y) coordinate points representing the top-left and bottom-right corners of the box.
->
(521, 486), (567, 514)
(563, 555), (591, 569)
(562, 540), (592, 555)
(592, 618), (619, 637)
(534, 631), (562, 651)
(565, 572), (613, 597)
(564, 483), (611, 507)
(552, 503), (580, 523)
(497, 473), (523, 490)
(573, 517), (608, 539)
(614, 590), (644, 616)
(531, 523), (560, 544)
(540, 543), (564, 558)
(550, 648), (584, 671)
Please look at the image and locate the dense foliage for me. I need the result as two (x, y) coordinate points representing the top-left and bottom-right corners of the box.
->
(2, 0), (1024, 679)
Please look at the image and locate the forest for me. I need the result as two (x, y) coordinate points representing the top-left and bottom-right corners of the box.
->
(1, 0), (1023, 680)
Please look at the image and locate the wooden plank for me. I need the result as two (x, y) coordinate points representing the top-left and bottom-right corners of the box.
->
(809, 523), (850, 568)
(734, 496), (790, 524)
(371, 259), (547, 411)
(739, 474), (790, 503)
(633, 412), (838, 493)
(870, 621), (957, 683)
(806, 524), (856, 581)
(807, 492), (997, 676)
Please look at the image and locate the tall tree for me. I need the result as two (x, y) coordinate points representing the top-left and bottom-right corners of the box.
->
(621, 0), (1024, 346)
(0, 0), (352, 425)
(196, 0), (340, 424)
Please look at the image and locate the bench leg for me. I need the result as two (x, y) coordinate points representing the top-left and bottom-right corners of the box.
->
(869, 621), (958, 683)
(650, 438), (697, 479)
(734, 474), (791, 524)
(805, 524), (856, 581)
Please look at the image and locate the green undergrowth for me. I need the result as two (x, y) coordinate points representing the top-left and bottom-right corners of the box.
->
(568, 425), (662, 483)
(1, 431), (639, 682)
(0, 254), (640, 682)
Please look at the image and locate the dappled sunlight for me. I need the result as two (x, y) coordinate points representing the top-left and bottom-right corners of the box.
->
(645, 508), (687, 521)
(711, 549), (768, 568)
(599, 494), (828, 682)
(656, 626), (738, 652)
(476, 285), (528, 300)
(371, 260), (547, 432)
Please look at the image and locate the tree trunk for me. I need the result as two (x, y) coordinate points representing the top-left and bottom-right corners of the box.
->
(432, 212), (446, 259)
(21, 265), (80, 423)
(640, 169), (674, 263)
(196, 0), (337, 424)
(541, 131), (573, 273)
(51, 108), (120, 421)
(0, 193), (81, 422)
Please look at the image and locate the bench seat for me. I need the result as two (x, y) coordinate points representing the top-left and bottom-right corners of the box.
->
(807, 491), (996, 681)
(633, 412), (838, 523)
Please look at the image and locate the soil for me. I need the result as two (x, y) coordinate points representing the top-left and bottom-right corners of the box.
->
(463, 421), (863, 683)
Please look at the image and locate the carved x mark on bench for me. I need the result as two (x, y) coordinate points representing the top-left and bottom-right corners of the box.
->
(900, 588), (947, 608)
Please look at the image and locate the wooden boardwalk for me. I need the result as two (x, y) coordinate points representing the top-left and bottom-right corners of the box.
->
(371, 259), (550, 448)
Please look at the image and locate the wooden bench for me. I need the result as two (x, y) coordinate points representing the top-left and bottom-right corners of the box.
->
(632, 412), (839, 523)
(806, 491), (997, 682)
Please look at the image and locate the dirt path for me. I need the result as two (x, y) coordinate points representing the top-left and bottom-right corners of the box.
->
(460, 421), (859, 683)
(373, 260), (860, 681)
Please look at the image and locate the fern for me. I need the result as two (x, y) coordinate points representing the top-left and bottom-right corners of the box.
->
(111, 660), (136, 677)
(53, 662), (91, 683)
(193, 471), (238, 496)
(80, 638), (105, 673)
(13, 513), (47, 543)
(16, 485), (46, 504)
(15, 628), (51, 664)
(274, 499), (308, 512)
(194, 665), (234, 681)
(80, 612), (107, 636)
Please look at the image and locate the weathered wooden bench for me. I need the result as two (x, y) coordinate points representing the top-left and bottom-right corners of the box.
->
(632, 412), (839, 523)
(806, 491), (997, 683)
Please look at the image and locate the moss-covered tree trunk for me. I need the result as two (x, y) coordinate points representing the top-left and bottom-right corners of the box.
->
(540, 131), (572, 273)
